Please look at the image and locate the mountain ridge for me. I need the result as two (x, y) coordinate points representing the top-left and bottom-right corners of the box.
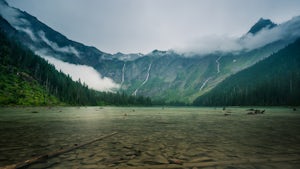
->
(0, 28), (152, 106)
(193, 38), (300, 106)
(248, 18), (277, 34)
(1, 0), (300, 103)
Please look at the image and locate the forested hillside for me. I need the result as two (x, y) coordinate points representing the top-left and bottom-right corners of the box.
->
(0, 30), (152, 106)
(2, 0), (299, 103)
(193, 39), (300, 106)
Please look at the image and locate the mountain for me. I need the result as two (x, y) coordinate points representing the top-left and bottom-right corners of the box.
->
(248, 18), (277, 34)
(0, 29), (152, 106)
(0, 0), (111, 66)
(193, 38), (300, 106)
(0, 28), (89, 105)
(1, 0), (300, 103)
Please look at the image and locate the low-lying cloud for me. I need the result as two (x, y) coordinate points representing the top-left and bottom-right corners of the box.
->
(16, 27), (37, 41)
(1, 2), (81, 58)
(38, 31), (80, 57)
(37, 52), (120, 92)
(0, 1), (29, 27)
(176, 16), (300, 55)
(1, 1), (119, 92)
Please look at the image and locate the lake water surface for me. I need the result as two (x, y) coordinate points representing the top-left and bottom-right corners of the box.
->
(0, 107), (299, 169)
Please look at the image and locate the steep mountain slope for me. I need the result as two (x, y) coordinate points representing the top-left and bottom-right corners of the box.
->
(0, 0), (110, 66)
(248, 18), (277, 34)
(1, 0), (300, 103)
(193, 38), (300, 106)
(103, 38), (291, 101)
(0, 29), (152, 106)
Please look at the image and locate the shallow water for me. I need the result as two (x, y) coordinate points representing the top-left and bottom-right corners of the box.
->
(0, 107), (299, 169)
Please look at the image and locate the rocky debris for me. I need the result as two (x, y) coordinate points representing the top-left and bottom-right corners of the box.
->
(177, 155), (189, 161)
(82, 164), (101, 169)
(169, 158), (183, 165)
(189, 157), (213, 163)
(246, 109), (265, 115)
(4, 107), (299, 169)
(104, 156), (126, 164)
(81, 158), (97, 165)
(184, 149), (207, 157)
(145, 151), (155, 157)
(224, 112), (231, 116)
(127, 159), (142, 166)
(142, 155), (169, 164)
(256, 110), (265, 114)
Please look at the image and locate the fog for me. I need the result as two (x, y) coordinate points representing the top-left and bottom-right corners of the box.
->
(37, 53), (120, 92)
(175, 16), (300, 55)
(38, 31), (80, 57)
(0, 0), (22, 26)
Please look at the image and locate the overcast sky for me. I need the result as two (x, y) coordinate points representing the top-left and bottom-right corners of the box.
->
(6, 0), (300, 54)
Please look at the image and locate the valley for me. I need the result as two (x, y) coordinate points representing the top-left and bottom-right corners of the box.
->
(0, 1), (300, 169)
(1, 0), (300, 105)
(1, 0), (300, 104)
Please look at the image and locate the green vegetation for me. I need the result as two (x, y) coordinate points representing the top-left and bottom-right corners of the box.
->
(193, 39), (300, 106)
(0, 30), (152, 106)
(0, 66), (60, 105)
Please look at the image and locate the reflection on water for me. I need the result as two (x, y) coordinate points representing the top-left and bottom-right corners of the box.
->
(0, 107), (299, 168)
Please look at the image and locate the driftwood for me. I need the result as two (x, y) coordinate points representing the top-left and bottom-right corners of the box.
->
(0, 132), (118, 169)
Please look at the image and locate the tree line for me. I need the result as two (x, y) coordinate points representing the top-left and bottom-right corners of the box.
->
(0, 30), (152, 106)
(193, 38), (300, 106)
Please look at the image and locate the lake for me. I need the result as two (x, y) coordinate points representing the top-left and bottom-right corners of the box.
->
(0, 107), (299, 169)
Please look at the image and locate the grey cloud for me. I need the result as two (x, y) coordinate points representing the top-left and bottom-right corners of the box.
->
(5, 0), (300, 54)
(176, 16), (300, 55)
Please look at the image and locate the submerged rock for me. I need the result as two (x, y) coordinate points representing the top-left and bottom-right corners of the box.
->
(169, 158), (183, 165)
(143, 155), (169, 164)
(126, 159), (141, 166)
(189, 156), (213, 163)
(246, 109), (265, 115)
(81, 164), (100, 169)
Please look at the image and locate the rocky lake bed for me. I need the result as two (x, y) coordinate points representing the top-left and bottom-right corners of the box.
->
(0, 107), (299, 169)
